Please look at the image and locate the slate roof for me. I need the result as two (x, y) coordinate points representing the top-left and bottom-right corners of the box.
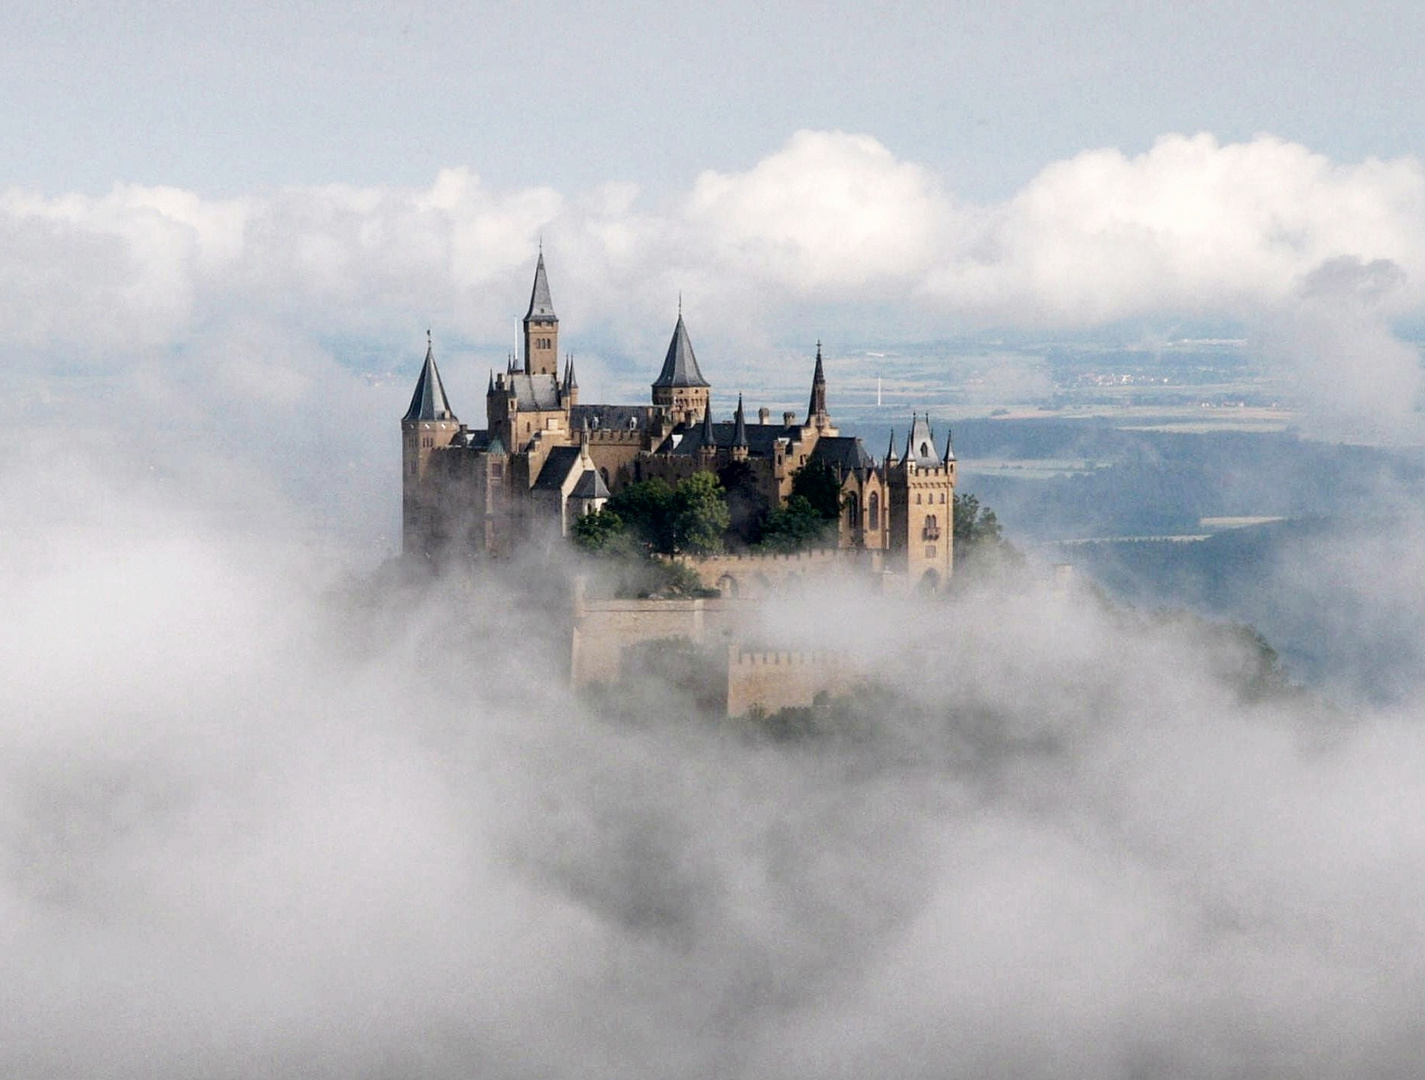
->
(449, 428), (493, 450)
(506, 373), (562, 410)
(570, 469), (610, 500)
(525, 253), (556, 320)
(652, 314), (709, 388)
(403, 343), (458, 423)
(570, 404), (660, 432)
(809, 436), (875, 474)
(905, 413), (940, 468)
(532, 446), (585, 491)
(659, 420), (800, 457)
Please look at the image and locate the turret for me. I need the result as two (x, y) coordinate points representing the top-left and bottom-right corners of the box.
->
(401, 333), (461, 555)
(731, 394), (749, 462)
(651, 303), (711, 425)
(523, 251), (559, 376)
(562, 354), (580, 408)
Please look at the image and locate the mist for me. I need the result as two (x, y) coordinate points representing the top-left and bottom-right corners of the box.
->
(6, 413), (1425, 1080)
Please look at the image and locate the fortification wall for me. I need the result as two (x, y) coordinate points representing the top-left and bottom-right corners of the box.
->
(725, 647), (864, 718)
(674, 549), (884, 598)
(570, 588), (756, 686)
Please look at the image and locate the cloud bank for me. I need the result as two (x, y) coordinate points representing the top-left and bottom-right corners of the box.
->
(6, 131), (1425, 333)
(6, 129), (1422, 439)
(5, 439), (1425, 1078)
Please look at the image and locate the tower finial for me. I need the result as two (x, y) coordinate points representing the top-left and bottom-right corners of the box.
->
(678, 291), (683, 317)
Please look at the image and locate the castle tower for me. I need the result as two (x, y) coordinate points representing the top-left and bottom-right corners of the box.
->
(651, 307), (711, 425)
(731, 395), (749, 462)
(523, 252), (559, 376)
(401, 334), (461, 555)
(886, 413), (955, 589)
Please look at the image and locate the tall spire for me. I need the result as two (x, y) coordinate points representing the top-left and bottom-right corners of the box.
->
(943, 427), (956, 464)
(564, 354), (578, 390)
(525, 251), (556, 320)
(733, 394), (748, 447)
(885, 428), (899, 467)
(403, 335), (458, 423)
(653, 312), (710, 388)
(806, 340), (829, 425)
(701, 400), (715, 443)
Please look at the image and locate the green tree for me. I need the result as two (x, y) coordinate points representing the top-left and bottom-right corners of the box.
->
(756, 495), (835, 552)
(953, 492), (1002, 545)
(718, 460), (769, 548)
(571, 507), (639, 557)
(606, 478), (677, 553)
(790, 460), (843, 521)
(670, 470), (731, 555)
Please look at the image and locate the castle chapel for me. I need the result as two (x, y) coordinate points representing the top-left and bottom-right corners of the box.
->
(402, 255), (958, 587)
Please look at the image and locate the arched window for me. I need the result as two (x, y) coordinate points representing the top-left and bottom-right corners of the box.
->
(868, 491), (880, 530)
(845, 492), (859, 530)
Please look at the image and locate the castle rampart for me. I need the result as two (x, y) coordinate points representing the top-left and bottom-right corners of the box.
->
(725, 645), (864, 718)
(672, 549), (885, 598)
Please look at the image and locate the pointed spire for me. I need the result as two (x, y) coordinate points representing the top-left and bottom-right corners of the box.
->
(701, 400), (715, 444)
(565, 353), (578, 390)
(807, 340), (829, 423)
(885, 428), (899, 467)
(943, 427), (956, 464)
(733, 394), (748, 447)
(653, 311), (710, 388)
(402, 336), (458, 423)
(525, 251), (556, 320)
(487, 369), (495, 394)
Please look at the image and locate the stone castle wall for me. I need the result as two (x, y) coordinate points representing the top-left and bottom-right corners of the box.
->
(673, 549), (885, 598)
(724, 647), (864, 719)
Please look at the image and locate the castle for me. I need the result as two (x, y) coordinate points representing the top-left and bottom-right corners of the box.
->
(402, 255), (958, 591)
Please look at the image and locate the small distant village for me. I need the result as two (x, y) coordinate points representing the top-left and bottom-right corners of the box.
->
(401, 255), (965, 716)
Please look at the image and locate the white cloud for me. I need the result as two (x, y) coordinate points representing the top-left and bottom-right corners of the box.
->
(3, 130), (1424, 438)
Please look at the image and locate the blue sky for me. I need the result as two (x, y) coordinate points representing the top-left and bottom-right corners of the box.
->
(6, 0), (1425, 199)
(3, 0), (1424, 502)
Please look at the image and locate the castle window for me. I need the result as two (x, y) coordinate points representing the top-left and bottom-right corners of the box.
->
(916, 493), (922, 504)
(940, 493), (946, 503)
(923, 515), (941, 541)
(868, 491), (880, 530)
(491, 463), (503, 478)
(925, 545), (937, 558)
(845, 493), (859, 530)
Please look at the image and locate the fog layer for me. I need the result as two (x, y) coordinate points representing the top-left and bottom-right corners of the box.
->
(5, 435), (1425, 1079)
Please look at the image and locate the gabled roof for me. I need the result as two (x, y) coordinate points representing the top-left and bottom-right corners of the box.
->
(652, 314), (710, 388)
(525, 252), (556, 321)
(532, 445), (585, 491)
(403, 341), (458, 423)
(570, 469), (610, 500)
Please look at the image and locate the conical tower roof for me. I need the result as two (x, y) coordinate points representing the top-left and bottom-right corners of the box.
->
(403, 337), (458, 423)
(943, 427), (956, 464)
(653, 313), (710, 388)
(525, 252), (556, 320)
(733, 394), (748, 447)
